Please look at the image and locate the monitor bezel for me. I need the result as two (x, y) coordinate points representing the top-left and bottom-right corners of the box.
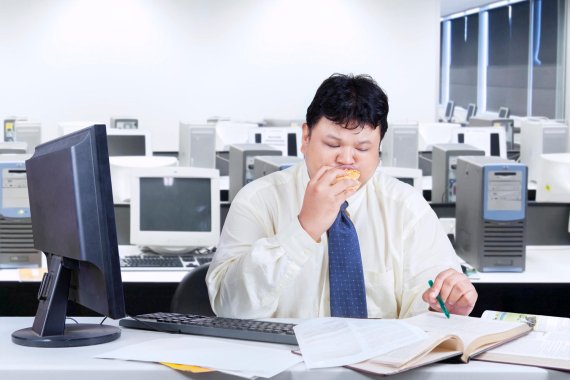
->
(129, 166), (220, 250)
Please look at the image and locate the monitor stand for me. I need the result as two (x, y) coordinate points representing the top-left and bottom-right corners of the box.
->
(11, 254), (121, 348)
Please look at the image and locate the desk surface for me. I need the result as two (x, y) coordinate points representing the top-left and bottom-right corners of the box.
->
(1, 317), (567, 380)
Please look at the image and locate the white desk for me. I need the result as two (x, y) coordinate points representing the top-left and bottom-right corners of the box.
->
(1, 317), (567, 380)
(2, 246), (568, 285)
(473, 245), (570, 283)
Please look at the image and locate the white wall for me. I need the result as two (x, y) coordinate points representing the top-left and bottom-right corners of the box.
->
(0, 0), (441, 151)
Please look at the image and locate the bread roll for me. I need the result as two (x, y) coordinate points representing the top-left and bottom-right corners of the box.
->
(334, 169), (361, 190)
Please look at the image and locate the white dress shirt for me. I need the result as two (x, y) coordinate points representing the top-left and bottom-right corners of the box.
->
(206, 162), (460, 319)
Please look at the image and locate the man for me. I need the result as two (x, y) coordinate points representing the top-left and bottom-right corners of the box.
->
(206, 73), (477, 319)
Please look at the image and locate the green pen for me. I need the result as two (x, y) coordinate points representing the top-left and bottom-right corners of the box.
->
(428, 280), (450, 319)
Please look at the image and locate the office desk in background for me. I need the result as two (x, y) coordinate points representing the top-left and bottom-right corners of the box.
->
(1, 317), (567, 380)
(1, 247), (569, 317)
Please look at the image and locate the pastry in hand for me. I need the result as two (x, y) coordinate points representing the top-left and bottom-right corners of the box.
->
(334, 169), (361, 191)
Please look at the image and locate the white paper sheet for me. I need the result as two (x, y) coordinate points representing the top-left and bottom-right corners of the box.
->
(96, 335), (302, 379)
(293, 318), (426, 368)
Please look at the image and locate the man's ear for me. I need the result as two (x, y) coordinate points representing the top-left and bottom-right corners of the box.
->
(300, 123), (310, 155)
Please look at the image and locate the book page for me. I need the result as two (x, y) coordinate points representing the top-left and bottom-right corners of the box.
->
(479, 311), (570, 365)
(482, 331), (570, 360)
(293, 318), (427, 369)
(481, 310), (570, 333)
(363, 331), (462, 367)
(404, 311), (529, 359)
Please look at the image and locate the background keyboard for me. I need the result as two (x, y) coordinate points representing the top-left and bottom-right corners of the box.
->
(119, 312), (298, 345)
(120, 253), (213, 270)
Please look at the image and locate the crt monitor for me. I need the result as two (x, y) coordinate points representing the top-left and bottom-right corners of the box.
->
(248, 126), (303, 157)
(452, 127), (507, 158)
(536, 153), (570, 202)
(106, 128), (151, 157)
(130, 167), (220, 254)
(12, 124), (125, 347)
(444, 100), (455, 121)
(466, 103), (477, 121)
(498, 107), (510, 118)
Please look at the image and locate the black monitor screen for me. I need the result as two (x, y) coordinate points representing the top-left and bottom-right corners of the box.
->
(12, 124), (125, 348)
(140, 177), (212, 232)
(107, 135), (146, 156)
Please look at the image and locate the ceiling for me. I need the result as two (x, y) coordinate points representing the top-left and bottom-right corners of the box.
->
(441, 0), (498, 17)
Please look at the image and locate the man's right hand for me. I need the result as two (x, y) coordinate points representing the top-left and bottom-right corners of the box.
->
(298, 166), (359, 241)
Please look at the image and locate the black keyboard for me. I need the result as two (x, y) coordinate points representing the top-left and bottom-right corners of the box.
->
(120, 255), (212, 269)
(119, 312), (298, 345)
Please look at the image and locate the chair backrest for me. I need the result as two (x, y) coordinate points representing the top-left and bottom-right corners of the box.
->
(170, 263), (215, 316)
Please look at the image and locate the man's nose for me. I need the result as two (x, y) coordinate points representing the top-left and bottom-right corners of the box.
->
(337, 146), (355, 164)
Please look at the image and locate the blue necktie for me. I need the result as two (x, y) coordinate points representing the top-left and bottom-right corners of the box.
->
(328, 201), (368, 318)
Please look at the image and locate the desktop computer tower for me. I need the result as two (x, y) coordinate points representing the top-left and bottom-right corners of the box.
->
(229, 144), (280, 202)
(0, 156), (41, 268)
(14, 121), (42, 154)
(253, 156), (303, 180)
(380, 122), (419, 168)
(455, 156), (527, 272)
(431, 144), (484, 203)
(179, 122), (216, 168)
(520, 119), (568, 183)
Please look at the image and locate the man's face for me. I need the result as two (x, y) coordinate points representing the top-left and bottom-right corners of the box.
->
(301, 117), (381, 186)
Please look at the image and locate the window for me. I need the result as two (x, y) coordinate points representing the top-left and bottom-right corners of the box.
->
(449, 14), (479, 108)
(440, 0), (566, 119)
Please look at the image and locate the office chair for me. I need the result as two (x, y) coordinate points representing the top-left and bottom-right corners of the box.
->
(170, 263), (215, 316)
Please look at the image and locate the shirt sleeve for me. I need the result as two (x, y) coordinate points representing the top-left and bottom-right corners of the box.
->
(206, 188), (321, 319)
(398, 198), (461, 318)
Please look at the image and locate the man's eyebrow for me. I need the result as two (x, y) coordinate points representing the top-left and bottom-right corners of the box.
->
(324, 134), (341, 141)
(324, 135), (374, 145)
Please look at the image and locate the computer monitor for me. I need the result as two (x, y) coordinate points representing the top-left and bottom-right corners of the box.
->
(106, 128), (151, 157)
(109, 156), (178, 203)
(215, 120), (260, 152)
(444, 101), (455, 122)
(110, 117), (138, 129)
(12, 124), (125, 348)
(248, 126), (303, 157)
(376, 166), (423, 191)
(418, 122), (462, 151)
(520, 119), (568, 183)
(130, 167), (220, 254)
(452, 127), (507, 158)
(466, 103), (477, 121)
(14, 121), (42, 154)
(498, 107), (510, 119)
(536, 153), (570, 202)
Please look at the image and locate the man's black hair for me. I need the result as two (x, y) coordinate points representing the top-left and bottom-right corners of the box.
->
(306, 73), (389, 139)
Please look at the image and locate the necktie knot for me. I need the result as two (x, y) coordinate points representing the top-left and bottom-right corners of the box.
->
(339, 201), (349, 213)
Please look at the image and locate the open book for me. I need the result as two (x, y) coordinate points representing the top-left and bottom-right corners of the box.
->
(347, 311), (531, 375)
(475, 310), (570, 371)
